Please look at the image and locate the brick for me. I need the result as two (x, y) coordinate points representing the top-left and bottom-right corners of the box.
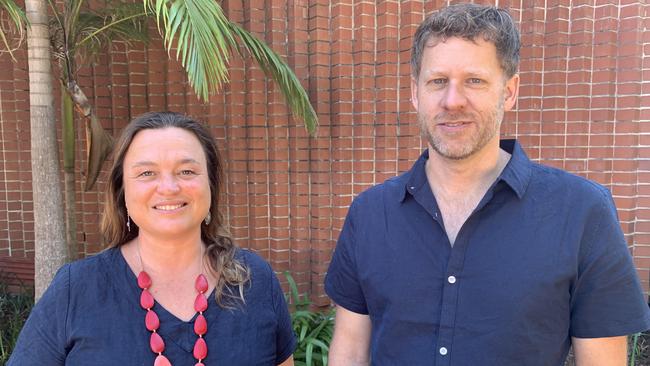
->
(2, 0), (650, 297)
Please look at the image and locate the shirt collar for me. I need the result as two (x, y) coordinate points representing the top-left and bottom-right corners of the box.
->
(497, 139), (532, 199)
(400, 139), (532, 202)
(399, 149), (429, 202)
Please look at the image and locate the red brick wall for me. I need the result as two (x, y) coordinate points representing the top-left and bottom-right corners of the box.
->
(0, 0), (648, 305)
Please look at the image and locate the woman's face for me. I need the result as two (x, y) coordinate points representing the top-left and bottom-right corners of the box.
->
(122, 127), (211, 240)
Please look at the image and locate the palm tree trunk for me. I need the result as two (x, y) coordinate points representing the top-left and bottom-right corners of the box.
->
(25, 0), (68, 300)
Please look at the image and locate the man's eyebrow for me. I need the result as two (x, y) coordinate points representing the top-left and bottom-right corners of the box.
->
(465, 70), (491, 78)
(421, 68), (491, 77)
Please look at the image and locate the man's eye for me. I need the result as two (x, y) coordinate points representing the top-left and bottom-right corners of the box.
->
(180, 170), (196, 176)
(138, 171), (154, 177)
(468, 78), (483, 84)
(432, 78), (447, 85)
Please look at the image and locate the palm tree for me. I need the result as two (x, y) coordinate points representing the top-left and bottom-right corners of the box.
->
(0, 0), (28, 61)
(4, 0), (319, 298)
(24, 0), (67, 300)
(49, 0), (149, 258)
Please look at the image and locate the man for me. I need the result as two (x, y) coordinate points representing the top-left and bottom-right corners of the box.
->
(324, 4), (650, 365)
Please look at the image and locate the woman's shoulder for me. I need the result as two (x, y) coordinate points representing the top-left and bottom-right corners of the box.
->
(67, 247), (119, 275)
(56, 247), (122, 293)
(233, 248), (281, 299)
(28, 248), (122, 323)
(235, 248), (273, 273)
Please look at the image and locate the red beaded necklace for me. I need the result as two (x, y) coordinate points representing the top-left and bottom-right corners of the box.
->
(136, 263), (209, 365)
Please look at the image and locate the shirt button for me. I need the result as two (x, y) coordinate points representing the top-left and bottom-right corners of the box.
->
(439, 347), (448, 355)
(448, 275), (457, 284)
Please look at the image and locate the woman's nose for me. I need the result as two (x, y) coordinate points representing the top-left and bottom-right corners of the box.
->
(157, 173), (181, 193)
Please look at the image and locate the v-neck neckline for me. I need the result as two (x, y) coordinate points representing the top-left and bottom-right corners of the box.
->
(111, 247), (220, 353)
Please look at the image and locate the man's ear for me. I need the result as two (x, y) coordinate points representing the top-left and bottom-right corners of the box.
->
(503, 73), (520, 111)
(411, 77), (419, 111)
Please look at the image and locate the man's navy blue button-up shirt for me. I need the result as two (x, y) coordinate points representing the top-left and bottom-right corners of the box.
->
(325, 139), (650, 366)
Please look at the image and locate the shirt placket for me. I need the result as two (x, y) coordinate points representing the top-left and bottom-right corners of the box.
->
(428, 206), (467, 366)
(426, 194), (490, 366)
(435, 237), (466, 366)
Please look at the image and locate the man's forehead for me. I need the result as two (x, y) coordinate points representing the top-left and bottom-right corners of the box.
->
(424, 35), (492, 48)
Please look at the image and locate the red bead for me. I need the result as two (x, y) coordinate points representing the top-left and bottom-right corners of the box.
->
(193, 337), (208, 359)
(195, 274), (208, 293)
(150, 332), (165, 353)
(137, 271), (152, 289)
(145, 310), (160, 331)
(194, 293), (208, 312)
(154, 355), (172, 366)
(137, 270), (210, 365)
(140, 289), (154, 309)
(194, 314), (207, 335)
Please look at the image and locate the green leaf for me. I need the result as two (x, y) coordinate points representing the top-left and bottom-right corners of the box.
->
(283, 273), (335, 366)
(305, 342), (314, 366)
(0, 0), (29, 61)
(55, 1), (148, 68)
(145, 0), (317, 136)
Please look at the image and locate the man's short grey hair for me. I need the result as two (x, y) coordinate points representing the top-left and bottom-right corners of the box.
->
(411, 3), (520, 79)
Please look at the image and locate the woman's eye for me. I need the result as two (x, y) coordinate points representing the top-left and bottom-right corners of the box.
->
(138, 171), (154, 177)
(180, 170), (196, 176)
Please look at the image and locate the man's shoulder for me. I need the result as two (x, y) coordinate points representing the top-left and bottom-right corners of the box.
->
(528, 161), (612, 203)
(355, 171), (410, 201)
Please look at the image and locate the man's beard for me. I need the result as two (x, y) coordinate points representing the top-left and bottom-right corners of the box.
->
(419, 100), (504, 160)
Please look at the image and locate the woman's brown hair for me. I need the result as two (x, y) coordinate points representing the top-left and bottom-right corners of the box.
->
(101, 111), (249, 306)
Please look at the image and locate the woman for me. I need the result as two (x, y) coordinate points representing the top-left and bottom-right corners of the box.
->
(9, 112), (296, 365)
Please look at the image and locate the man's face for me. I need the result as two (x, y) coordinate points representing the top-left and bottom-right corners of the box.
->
(411, 37), (519, 160)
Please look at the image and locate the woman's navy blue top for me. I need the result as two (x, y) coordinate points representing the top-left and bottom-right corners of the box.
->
(8, 247), (296, 365)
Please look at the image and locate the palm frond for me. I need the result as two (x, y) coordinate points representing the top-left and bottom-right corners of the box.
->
(0, 0), (29, 61)
(67, 0), (85, 43)
(47, 1), (148, 76)
(146, 0), (318, 136)
(147, 0), (232, 99)
(73, 2), (148, 63)
(46, 0), (65, 57)
(227, 21), (317, 136)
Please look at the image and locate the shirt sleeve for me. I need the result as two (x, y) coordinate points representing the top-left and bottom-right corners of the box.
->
(7, 264), (71, 365)
(324, 199), (369, 314)
(570, 189), (650, 338)
(271, 270), (296, 364)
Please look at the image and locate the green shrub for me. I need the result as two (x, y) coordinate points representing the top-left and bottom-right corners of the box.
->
(0, 277), (33, 364)
(629, 331), (650, 366)
(284, 272), (335, 366)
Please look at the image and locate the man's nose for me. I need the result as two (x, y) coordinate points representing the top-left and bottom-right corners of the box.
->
(441, 82), (467, 110)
